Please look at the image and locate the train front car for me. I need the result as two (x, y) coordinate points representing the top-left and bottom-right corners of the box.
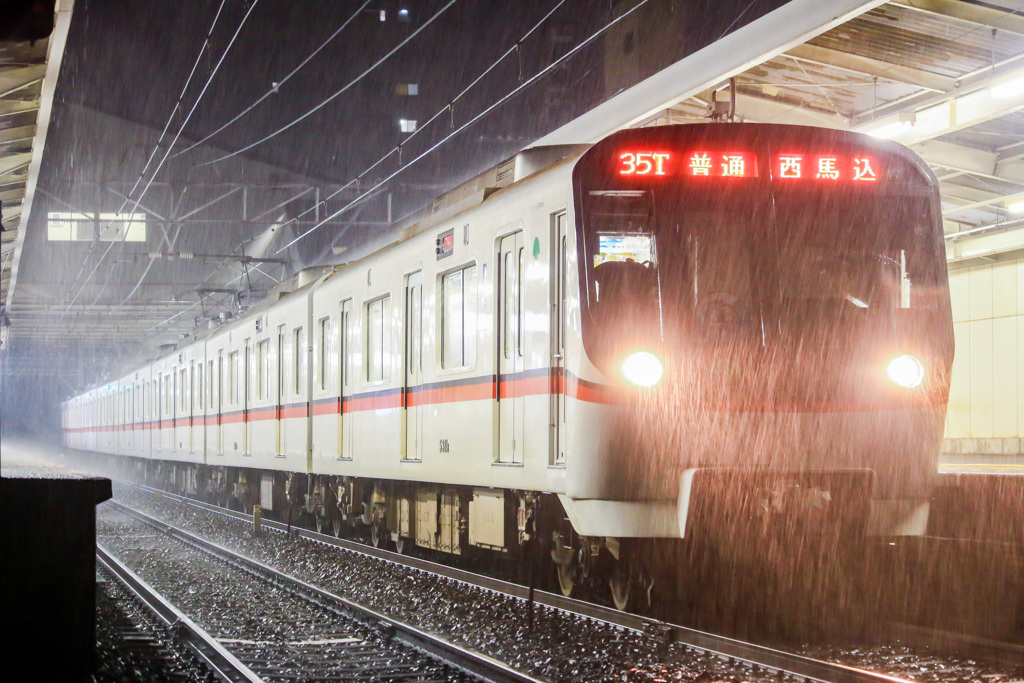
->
(562, 124), (952, 595)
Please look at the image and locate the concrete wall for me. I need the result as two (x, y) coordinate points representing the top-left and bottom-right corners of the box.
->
(943, 259), (1024, 458)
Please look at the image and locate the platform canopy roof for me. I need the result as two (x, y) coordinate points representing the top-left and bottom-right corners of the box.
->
(538, 0), (1024, 266)
(2, 0), (1023, 387)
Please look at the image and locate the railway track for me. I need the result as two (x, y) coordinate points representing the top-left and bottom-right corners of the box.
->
(100, 500), (540, 683)
(95, 563), (221, 682)
(106, 484), (1009, 683)
(97, 547), (261, 682)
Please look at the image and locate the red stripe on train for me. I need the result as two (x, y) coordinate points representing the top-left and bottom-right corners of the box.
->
(407, 382), (494, 407)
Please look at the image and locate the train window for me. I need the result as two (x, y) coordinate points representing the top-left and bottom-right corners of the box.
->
(228, 352), (238, 405)
(339, 303), (351, 390)
(293, 327), (306, 395)
(317, 317), (330, 391)
(503, 249), (524, 359)
(207, 360), (215, 407)
(257, 340), (270, 400)
(442, 264), (477, 368)
(164, 374), (171, 416)
(517, 248), (524, 357)
(503, 251), (514, 360)
(179, 368), (188, 412)
(195, 365), (203, 410)
(366, 296), (391, 383)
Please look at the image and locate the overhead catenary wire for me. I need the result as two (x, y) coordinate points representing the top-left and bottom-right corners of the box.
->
(172, 0), (373, 159)
(275, 0), (651, 254)
(197, 0), (460, 167)
(145, 0), (617, 334)
(193, 0), (571, 259)
(57, 0), (228, 316)
(61, 0), (261, 319)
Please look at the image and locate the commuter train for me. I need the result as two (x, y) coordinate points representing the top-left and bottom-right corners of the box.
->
(63, 124), (953, 609)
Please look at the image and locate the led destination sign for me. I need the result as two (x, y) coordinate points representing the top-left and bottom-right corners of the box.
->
(618, 151), (880, 182)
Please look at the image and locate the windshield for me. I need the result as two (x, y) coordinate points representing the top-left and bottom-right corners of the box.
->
(575, 157), (948, 376)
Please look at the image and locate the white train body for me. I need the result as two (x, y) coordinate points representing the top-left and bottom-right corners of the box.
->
(63, 125), (954, 578)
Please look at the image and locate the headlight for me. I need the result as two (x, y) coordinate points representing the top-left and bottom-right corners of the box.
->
(886, 355), (924, 388)
(622, 352), (663, 387)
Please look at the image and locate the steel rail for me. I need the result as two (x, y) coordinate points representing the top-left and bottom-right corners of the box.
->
(96, 543), (263, 683)
(883, 623), (1024, 668)
(126, 483), (921, 683)
(108, 499), (543, 683)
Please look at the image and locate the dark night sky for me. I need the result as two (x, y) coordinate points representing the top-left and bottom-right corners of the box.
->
(51, 0), (788, 189)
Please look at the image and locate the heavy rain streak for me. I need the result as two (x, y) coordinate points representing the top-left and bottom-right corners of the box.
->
(2, 1), (1023, 681)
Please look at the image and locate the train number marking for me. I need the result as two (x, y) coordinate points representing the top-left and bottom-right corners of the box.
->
(439, 439), (450, 454)
(620, 152), (670, 176)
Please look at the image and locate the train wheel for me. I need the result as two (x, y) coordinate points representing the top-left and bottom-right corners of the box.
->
(331, 512), (344, 537)
(370, 506), (388, 548)
(551, 528), (577, 596)
(395, 536), (407, 554)
(557, 562), (576, 596)
(609, 561), (631, 611)
(314, 510), (328, 534)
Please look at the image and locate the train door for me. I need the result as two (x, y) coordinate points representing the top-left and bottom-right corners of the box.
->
(243, 338), (251, 455)
(130, 385), (136, 454)
(217, 351), (224, 455)
(133, 384), (140, 452)
(179, 366), (188, 453)
(338, 300), (352, 459)
(188, 361), (195, 453)
(172, 370), (178, 452)
(157, 375), (163, 452)
(404, 271), (423, 461)
(145, 382), (151, 455)
(498, 231), (524, 464)
(276, 325), (284, 456)
(551, 212), (568, 467)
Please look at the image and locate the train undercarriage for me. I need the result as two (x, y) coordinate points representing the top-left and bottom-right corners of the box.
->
(113, 455), (652, 611)
(104, 452), (879, 624)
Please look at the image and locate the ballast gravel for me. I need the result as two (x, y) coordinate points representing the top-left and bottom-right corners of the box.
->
(107, 485), (1024, 683)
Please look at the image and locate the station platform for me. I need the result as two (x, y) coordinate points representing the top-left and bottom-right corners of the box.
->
(932, 465), (1023, 545)
(1, 442), (112, 681)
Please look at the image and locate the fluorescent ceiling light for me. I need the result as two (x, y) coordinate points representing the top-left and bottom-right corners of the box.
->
(991, 73), (1024, 99)
(866, 120), (911, 139)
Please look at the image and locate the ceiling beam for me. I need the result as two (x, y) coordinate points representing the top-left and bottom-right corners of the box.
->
(535, 0), (886, 145)
(892, 0), (1024, 39)
(785, 43), (955, 92)
(732, 90), (849, 126)
(0, 125), (36, 145)
(940, 188), (1014, 216)
(914, 139), (1024, 187)
(0, 65), (46, 96)
(0, 101), (40, 117)
(947, 222), (1024, 263)
(0, 152), (32, 176)
(857, 66), (1024, 144)
(5, 0), (75, 310)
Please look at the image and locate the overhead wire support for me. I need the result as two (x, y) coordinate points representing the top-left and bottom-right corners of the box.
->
(235, 0), (569, 249)
(147, 0), (583, 343)
(60, 0), (261, 320)
(56, 0), (228, 317)
(198, 0), (460, 167)
(276, 0), (651, 254)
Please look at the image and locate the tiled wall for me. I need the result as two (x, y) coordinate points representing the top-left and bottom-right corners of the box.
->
(944, 260), (1024, 456)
